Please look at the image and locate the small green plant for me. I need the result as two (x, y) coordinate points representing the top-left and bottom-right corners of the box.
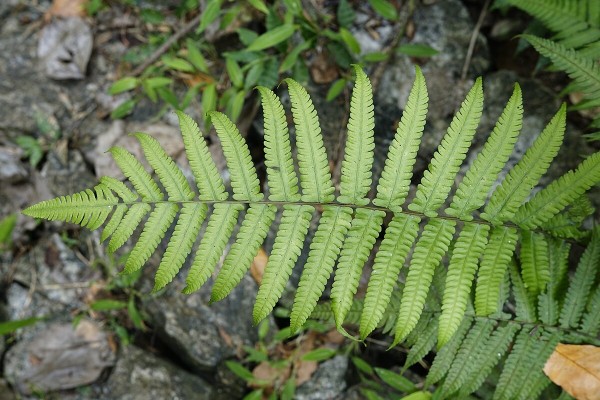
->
(506, 0), (600, 138)
(23, 66), (600, 397)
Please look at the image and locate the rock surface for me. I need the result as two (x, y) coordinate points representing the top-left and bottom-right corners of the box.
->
(103, 345), (215, 400)
(4, 320), (116, 395)
(295, 355), (349, 400)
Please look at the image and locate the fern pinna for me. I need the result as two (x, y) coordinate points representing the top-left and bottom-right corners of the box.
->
(24, 66), (600, 396)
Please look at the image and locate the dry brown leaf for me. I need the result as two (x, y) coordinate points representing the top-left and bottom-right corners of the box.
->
(252, 361), (291, 388)
(250, 247), (269, 284)
(45, 0), (88, 20)
(310, 51), (339, 84)
(544, 343), (600, 400)
(295, 359), (318, 386)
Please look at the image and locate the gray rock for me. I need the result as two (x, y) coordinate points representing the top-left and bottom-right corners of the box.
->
(0, 146), (28, 183)
(38, 17), (93, 80)
(373, 0), (490, 149)
(295, 355), (349, 400)
(104, 345), (214, 400)
(4, 320), (116, 395)
(142, 273), (260, 373)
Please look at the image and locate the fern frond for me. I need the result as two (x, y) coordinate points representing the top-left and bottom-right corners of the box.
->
(211, 204), (276, 302)
(439, 223), (490, 347)
(360, 214), (420, 338)
(441, 319), (495, 394)
(402, 318), (438, 372)
(394, 219), (456, 344)
(256, 86), (300, 202)
(446, 84), (522, 220)
(338, 65), (375, 206)
(425, 317), (472, 386)
(509, 0), (600, 48)
(559, 226), (600, 328)
(101, 204), (126, 242)
(513, 152), (600, 228)
(581, 284), (600, 334)
(253, 205), (313, 324)
(108, 146), (162, 201)
(475, 227), (518, 316)
(547, 237), (571, 300)
(494, 330), (560, 400)
(290, 206), (352, 332)
(209, 111), (262, 201)
(107, 203), (150, 253)
(373, 66), (428, 211)
(331, 208), (384, 330)
(153, 203), (207, 291)
(524, 35), (600, 104)
(284, 78), (334, 203)
(538, 291), (559, 325)
(409, 78), (483, 217)
(23, 184), (116, 229)
(183, 203), (243, 294)
(519, 230), (550, 296)
(175, 111), (227, 200)
(133, 133), (194, 201)
(458, 323), (519, 397)
(482, 104), (566, 224)
(123, 203), (179, 274)
(510, 261), (537, 322)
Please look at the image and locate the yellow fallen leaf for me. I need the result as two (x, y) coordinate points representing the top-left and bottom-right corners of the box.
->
(250, 247), (269, 285)
(46, 0), (88, 19)
(543, 343), (600, 400)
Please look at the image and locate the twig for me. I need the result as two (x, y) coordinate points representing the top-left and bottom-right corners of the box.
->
(131, 13), (202, 76)
(461, 0), (491, 81)
(371, 5), (414, 94)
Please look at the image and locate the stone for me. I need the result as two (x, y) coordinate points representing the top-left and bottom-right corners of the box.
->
(3, 320), (116, 395)
(37, 17), (93, 80)
(142, 273), (260, 373)
(104, 345), (214, 400)
(295, 355), (349, 400)
(0, 146), (28, 184)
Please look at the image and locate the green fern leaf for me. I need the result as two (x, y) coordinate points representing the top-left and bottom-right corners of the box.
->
(256, 86), (300, 202)
(133, 133), (194, 201)
(409, 78), (483, 217)
(441, 319), (495, 394)
(98, 176), (137, 202)
(547, 237), (571, 300)
(175, 111), (227, 200)
(494, 330), (560, 400)
(338, 65), (375, 206)
(183, 203), (244, 294)
(107, 203), (150, 253)
(439, 223), (490, 347)
(153, 203), (207, 291)
(402, 317), (438, 372)
(513, 152), (600, 228)
(446, 84), (522, 219)
(373, 66), (428, 211)
(284, 78), (334, 203)
(510, 261), (537, 322)
(559, 226), (600, 328)
(581, 284), (600, 334)
(425, 317), (472, 386)
(482, 104), (566, 224)
(108, 146), (162, 201)
(123, 203), (179, 274)
(23, 184), (117, 229)
(211, 204), (276, 302)
(290, 206), (352, 333)
(253, 205), (313, 324)
(538, 291), (559, 325)
(101, 204), (126, 242)
(458, 323), (519, 397)
(519, 231), (550, 296)
(359, 214), (420, 339)
(475, 227), (518, 316)
(394, 219), (456, 344)
(331, 208), (385, 330)
(209, 111), (262, 201)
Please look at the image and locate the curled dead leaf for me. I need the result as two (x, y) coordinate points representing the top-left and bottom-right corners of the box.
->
(250, 247), (269, 284)
(543, 343), (600, 400)
(45, 0), (88, 20)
